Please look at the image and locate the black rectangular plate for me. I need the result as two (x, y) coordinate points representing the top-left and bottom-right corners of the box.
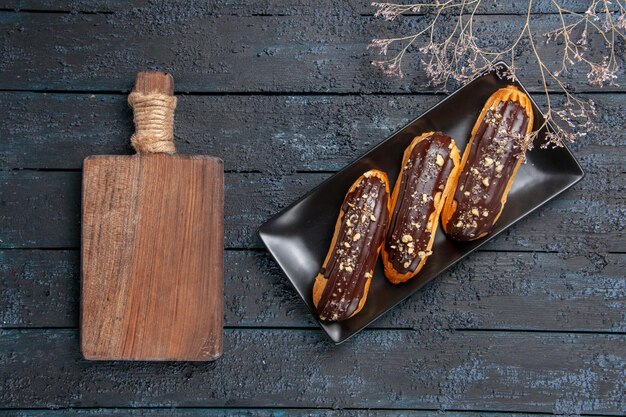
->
(258, 64), (585, 344)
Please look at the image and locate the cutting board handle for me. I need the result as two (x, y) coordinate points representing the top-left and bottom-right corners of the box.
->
(128, 71), (177, 154)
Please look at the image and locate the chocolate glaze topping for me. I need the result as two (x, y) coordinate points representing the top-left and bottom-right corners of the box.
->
(317, 175), (389, 321)
(445, 99), (530, 241)
(385, 132), (456, 274)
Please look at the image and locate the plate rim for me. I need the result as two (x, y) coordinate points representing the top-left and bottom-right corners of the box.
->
(257, 61), (585, 343)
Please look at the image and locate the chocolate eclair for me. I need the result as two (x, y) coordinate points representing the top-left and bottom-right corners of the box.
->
(313, 170), (391, 322)
(382, 132), (460, 284)
(442, 85), (534, 241)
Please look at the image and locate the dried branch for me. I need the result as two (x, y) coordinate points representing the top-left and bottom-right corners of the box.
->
(369, 0), (625, 150)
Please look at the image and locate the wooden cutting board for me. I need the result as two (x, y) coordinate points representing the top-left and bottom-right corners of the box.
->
(81, 71), (224, 361)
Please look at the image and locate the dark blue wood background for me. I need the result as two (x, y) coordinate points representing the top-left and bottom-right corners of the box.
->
(0, 1), (624, 416)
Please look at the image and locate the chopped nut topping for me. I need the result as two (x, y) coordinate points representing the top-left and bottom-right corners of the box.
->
(495, 163), (503, 173)
(436, 154), (444, 166)
(484, 157), (493, 166)
(346, 218), (352, 227)
(390, 245), (397, 249)
(471, 208), (480, 216)
(361, 214), (367, 223)
(418, 251), (426, 258)
(403, 261), (411, 268)
(485, 109), (503, 127)
(364, 272), (372, 278)
(482, 210), (489, 217)
(370, 214), (376, 221)
(343, 242), (350, 248)
(456, 221), (463, 228)
(353, 233), (361, 241)
(482, 177), (490, 187)
(407, 247), (415, 254)
(339, 263), (344, 271)
(464, 191), (470, 197)
(401, 234), (413, 243)
(344, 266), (353, 273)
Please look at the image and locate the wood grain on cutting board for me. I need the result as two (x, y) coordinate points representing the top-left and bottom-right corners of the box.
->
(80, 72), (224, 361)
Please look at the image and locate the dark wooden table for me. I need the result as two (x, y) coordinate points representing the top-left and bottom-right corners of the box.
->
(1, 1), (624, 416)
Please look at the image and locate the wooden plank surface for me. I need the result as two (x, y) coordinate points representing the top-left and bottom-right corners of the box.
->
(1, 170), (623, 252)
(2, 410), (602, 417)
(1, 92), (624, 172)
(0, 411), (601, 417)
(1, 329), (625, 414)
(0, 0), (601, 15)
(2, 249), (625, 332)
(1, 0), (625, 415)
(0, 12), (622, 93)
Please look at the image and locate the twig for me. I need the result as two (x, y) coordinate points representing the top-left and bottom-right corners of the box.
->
(369, 0), (624, 148)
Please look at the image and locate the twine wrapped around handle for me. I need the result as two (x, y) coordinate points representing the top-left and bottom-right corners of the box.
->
(128, 71), (177, 154)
